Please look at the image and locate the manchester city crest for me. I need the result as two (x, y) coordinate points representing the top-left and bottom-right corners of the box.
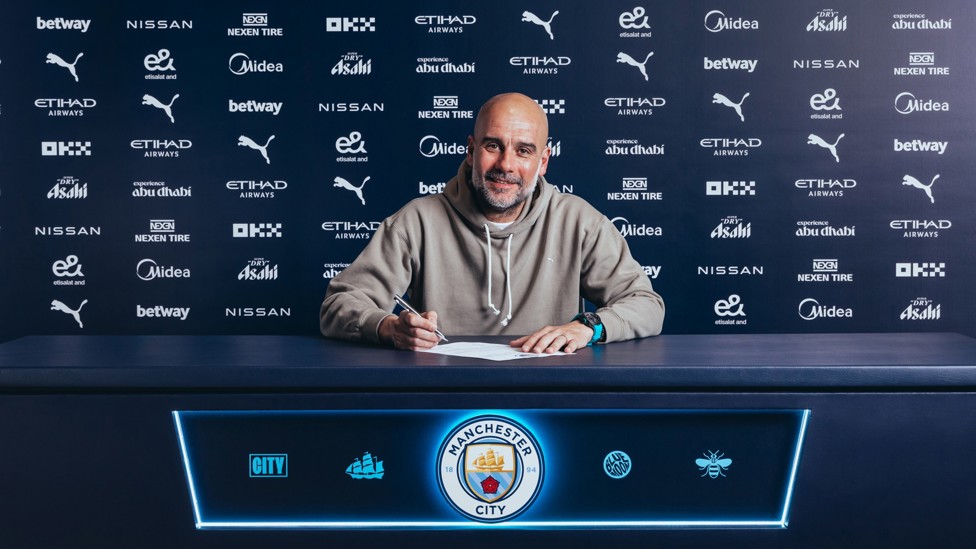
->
(437, 415), (544, 523)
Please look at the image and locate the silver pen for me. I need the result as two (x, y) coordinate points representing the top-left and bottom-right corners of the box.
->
(393, 294), (448, 342)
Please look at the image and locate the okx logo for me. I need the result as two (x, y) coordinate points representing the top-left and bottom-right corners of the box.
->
(437, 415), (544, 523)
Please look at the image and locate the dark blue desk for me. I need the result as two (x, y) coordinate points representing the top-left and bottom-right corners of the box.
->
(1, 333), (974, 547)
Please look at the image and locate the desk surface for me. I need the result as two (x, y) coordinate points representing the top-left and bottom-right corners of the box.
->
(1, 332), (975, 391)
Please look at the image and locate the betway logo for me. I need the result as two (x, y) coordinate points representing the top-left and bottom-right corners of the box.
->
(37, 17), (91, 32)
(704, 57), (757, 73)
(894, 139), (947, 154)
(136, 305), (190, 320)
(229, 99), (282, 115)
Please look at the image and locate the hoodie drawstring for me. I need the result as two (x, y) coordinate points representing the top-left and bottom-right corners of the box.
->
(483, 224), (513, 326)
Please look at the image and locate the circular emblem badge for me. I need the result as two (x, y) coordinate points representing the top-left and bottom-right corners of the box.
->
(436, 415), (544, 523)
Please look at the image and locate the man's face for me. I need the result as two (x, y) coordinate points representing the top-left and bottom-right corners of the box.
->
(466, 98), (550, 221)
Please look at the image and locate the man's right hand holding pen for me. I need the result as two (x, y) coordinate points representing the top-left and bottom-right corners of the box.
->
(379, 310), (442, 351)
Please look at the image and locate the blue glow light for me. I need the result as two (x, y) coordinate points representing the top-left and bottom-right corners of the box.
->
(173, 409), (810, 530)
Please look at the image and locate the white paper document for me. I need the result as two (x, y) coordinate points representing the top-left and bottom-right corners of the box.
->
(420, 342), (567, 361)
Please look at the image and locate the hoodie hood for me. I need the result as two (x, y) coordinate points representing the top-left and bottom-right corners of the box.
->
(445, 161), (555, 238)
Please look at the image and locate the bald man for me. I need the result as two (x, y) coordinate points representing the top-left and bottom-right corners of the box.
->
(320, 93), (664, 352)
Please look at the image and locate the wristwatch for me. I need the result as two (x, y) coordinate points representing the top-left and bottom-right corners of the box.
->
(573, 312), (606, 346)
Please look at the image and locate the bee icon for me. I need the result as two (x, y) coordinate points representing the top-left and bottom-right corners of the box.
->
(696, 450), (732, 478)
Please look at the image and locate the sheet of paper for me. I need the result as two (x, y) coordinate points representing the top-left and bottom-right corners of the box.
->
(420, 342), (567, 361)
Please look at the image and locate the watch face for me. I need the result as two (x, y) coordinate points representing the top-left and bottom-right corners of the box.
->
(583, 312), (601, 327)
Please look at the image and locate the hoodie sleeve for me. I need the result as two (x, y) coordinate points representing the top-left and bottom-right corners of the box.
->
(319, 217), (414, 343)
(579, 214), (665, 342)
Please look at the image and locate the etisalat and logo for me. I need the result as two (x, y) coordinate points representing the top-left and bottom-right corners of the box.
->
(894, 52), (949, 77)
(619, 6), (651, 37)
(710, 216), (751, 239)
(229, 52), (284, 75)
(45, 51), (84, 82)
(703, 10), (758, 32)
(797, 259), (853, 283)
(418, 96), (474, 119)
(901, 297), (942, 321)
(415, 14), (476, 33)
(700, 137), (760, 157)
(807, 9), (847, 32)
(607, 177), (662, 201)
(228, 13), (283, 37)
(239, 258), (278, 281)
(714, 294), (746, 326)
(795, 178), (856, 198)
(48, 175), (88, 199)
(798, 299), (853, 321)
(35, 97), (96, 117)
(604, 96), (665, 116)
(144, 48), (176, 80)
(136, 258), (190, 281)
(892, 14), (952, 31)
(707, 180), (756, 197)
(437, 415), (544, 523)
(810, 88), (842, 119)
(416, 57), (475, 74)
(795, 220), (855, 237)
(227, 180), (287, 199)
(132, 180), (191, 198)
(336, 131), (368, 163)
(894, 92), (949, 114)
(135, 219), (191, 243)
(332, 52), (371, 76)
(52, 254), (85, 286)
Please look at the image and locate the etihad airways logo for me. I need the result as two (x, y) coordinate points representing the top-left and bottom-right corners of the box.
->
(321, 221), (381, 240)
(37, 17), (91, 32)
(229, 52), (283, 74)
(891, 219), (950, 238)
(415, 15), (476, 33)
(700, 137), (760, 156)
(605, 96), (665, 116)
(35, 97), (96, 117)
(795, 178), (856, 198)
(510, 55), (570, 75)
(131, 139), (191, 158)
(704, 11), (758, 32)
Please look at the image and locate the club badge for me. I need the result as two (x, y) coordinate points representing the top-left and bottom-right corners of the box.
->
(437, 415), (544, 523)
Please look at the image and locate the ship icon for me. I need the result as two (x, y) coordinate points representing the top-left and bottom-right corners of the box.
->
(471, 447), (506, 472)
(345, 451), (384, 479)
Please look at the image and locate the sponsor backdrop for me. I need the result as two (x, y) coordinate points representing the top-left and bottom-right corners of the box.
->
(1, 1), (973, 340)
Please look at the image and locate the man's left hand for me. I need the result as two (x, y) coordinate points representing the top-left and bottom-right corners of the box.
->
(510, 322), (594, 354)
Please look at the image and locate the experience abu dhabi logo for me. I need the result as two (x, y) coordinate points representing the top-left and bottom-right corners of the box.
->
(437, 415), (544, 523)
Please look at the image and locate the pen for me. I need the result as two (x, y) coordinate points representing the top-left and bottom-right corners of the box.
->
(393, 294), (448, 342)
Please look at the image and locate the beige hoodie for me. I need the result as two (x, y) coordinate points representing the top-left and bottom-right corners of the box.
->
(320, 161), (664, 343)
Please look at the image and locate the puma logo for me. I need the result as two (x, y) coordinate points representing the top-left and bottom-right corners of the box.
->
(142, 93), (179, 123)
(238, 134), (275, 164)
(807, 133), (845, 163)
(616, 51), (654, 81)
(522, 10), (558, 40)
(46, 52), (84, 82)
(713, 92), (750, 122)
(333, 176), (370, 205)
(51, 299), (87, 328)
(902, 174), (940, 204)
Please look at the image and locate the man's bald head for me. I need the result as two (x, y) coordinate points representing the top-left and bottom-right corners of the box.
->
(473, 93), (549, 144)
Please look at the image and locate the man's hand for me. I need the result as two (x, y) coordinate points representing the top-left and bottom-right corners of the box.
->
(510, 321), (594, 354)
(379, 310), (441, 351)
